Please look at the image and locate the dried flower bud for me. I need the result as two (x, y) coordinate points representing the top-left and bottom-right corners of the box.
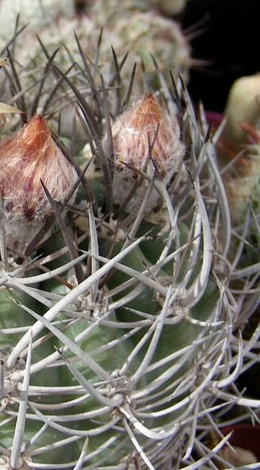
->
(110, 94), (185, 213)
(0, 116), (77, 255)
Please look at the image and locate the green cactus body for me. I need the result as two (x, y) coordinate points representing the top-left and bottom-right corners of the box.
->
(0, 10), (260, 470)
(0, 289), (35, 347)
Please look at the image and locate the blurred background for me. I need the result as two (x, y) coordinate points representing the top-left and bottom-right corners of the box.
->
(181, 0), (260, 112)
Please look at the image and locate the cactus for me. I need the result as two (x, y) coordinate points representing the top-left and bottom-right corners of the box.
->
(217, 74), (260, 225)
(149, 0), (188, 16)
(215, 74), (260, 270)
(0, 0), (191, 115)
(0, 7), (260, 470)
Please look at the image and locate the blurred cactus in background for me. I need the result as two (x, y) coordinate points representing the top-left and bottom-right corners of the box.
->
(0, 0), (191, 108)
(217, 74), (260, 226)
(0, 1), (260, 469)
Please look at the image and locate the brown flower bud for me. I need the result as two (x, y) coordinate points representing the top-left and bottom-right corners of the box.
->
(110, 94), (185, 213)
(0, 116), (77, 255)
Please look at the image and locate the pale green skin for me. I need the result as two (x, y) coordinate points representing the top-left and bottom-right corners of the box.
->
(0, 194), (221, 468)
(0, 11), (257, 468)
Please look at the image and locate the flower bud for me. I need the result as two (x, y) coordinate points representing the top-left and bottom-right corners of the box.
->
(0, 116), (77, 255)
(110, 94), (185, 213)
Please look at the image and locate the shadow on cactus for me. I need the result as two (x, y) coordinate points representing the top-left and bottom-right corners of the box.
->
(0, 31), (260, 470)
